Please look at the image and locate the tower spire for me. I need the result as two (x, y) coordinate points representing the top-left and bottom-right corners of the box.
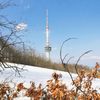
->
(46, 9), (49, 46)
(45, 9), (51, 60)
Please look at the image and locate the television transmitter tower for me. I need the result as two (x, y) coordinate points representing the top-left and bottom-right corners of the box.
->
(45, 10), (52, 60)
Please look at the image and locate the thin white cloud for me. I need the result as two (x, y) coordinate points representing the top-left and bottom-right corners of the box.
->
(25, 4), (30, 9)
(19, 0), (31, 10)
(15, 23), (27, 31)
(81, 55), (100, 60)
(20, 0), (24, 5)
(52, 47), (58, 51)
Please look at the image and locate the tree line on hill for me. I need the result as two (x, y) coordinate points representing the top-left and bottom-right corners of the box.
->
(0, 36), (90, 73)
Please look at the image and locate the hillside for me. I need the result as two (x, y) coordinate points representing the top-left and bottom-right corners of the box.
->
(0, 63), (100, 99)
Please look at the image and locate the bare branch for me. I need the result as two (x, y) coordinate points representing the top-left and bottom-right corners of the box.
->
(74, 50), (92, 77)
(0, 1), (25, 75)
(60, 38), (76, 65)
(60, 39), (92, 97)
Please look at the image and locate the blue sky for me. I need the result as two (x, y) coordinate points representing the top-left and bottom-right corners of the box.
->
(2, 0), (100, 67)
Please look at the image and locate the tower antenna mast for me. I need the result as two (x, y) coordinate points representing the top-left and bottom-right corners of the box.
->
(45, 9), (51, 60)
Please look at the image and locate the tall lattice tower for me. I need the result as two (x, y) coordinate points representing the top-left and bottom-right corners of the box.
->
(45, 10), (51, 60)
